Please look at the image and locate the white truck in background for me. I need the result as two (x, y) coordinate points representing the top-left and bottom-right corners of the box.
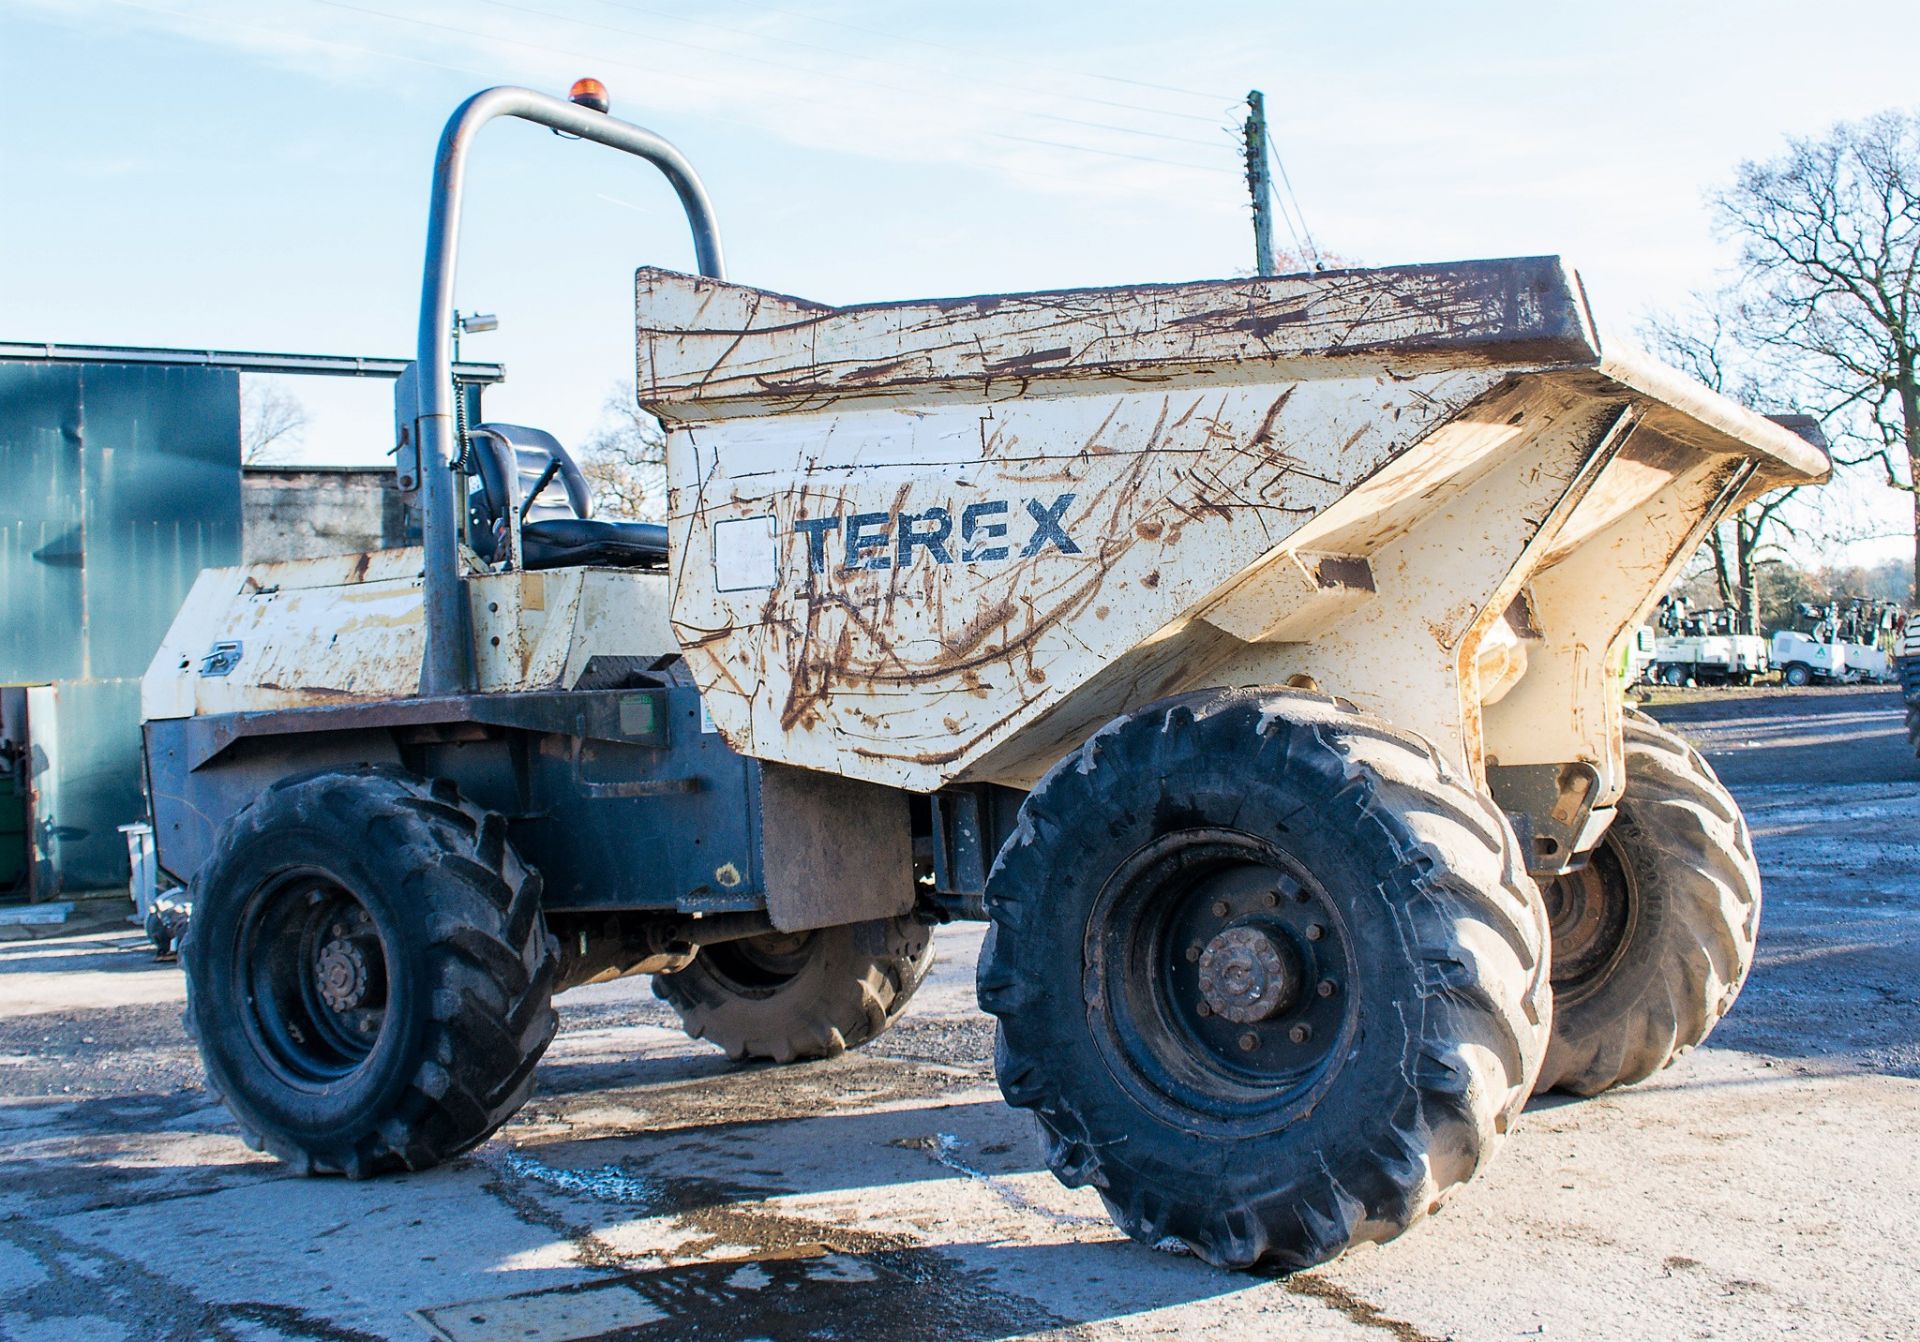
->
(1773, 600), (1905, 686)
(1648, 599), (1767, 685)
(1770, 629), (1854, 686)
(1652, 630), (1769, 685)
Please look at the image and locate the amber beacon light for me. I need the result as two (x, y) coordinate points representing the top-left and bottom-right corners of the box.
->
(568, 78), (610, 113)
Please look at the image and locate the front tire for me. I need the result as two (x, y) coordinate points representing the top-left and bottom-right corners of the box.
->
(979, 689), (1550, 1271)
(1534, 712), (1760, 1096)
(1782, 662), (1813, 687)
(655, 916), (934, 1062)
(184, 769), (558, 1176)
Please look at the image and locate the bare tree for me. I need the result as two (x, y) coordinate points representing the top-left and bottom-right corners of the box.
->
(577, 381), (667, 519)
(1642, 296), (1805, 635)
(1713, 110), (1920, 600)
(239, 379), (309, 464)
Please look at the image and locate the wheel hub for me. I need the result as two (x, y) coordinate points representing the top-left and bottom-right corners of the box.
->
(1196, 925), (1298, 1022)
(1543, 837), (1634, 1002)
(1086, 831), (1357, 1130)
(315, 929), (382, 1013)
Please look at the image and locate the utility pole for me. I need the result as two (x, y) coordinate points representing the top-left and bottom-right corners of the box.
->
(1243, 90), (1275, 277)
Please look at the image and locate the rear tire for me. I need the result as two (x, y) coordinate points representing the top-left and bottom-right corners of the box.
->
(980, 689), (1550, 1270)
(654, 916), (934, 1062)
(183, 768), (558, 1176)
(1534, 712), (1760, 1096)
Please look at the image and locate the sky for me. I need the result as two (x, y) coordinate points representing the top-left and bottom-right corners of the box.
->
(4, 0), (1917, 561)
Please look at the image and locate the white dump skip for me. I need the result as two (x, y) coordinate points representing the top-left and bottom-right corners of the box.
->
(623, 258), (1825, 796)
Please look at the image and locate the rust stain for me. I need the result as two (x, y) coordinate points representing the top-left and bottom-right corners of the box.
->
(985, 346), (1072, 375)
(938, 600), (1020, 663)
(254, 683), (361, 702)
(1246, 386), (1296, 451)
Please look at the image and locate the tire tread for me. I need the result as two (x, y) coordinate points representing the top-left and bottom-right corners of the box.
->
(1535, 710), (1760, 1096)
(654, 915), (934, 1063)
(182, 767), (558, 1177)
(982, 687), (1550, 1270)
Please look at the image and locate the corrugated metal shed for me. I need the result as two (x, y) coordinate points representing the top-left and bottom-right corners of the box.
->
(1, 360), (242, 893)
(0, 344), (503, 897)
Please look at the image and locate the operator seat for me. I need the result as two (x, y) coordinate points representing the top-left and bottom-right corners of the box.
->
(465, 423), (668, 571)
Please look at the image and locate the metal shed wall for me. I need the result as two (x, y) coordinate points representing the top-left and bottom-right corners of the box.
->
(0, 361), (242, 893)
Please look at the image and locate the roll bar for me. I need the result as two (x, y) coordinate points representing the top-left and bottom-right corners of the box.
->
(410, 85), (725, 695)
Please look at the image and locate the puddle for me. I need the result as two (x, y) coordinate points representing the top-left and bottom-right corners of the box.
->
(902, 1133), (1108, 1232)
(418, 1247), (1062, 1342)
(502, 1151), (664, 1206)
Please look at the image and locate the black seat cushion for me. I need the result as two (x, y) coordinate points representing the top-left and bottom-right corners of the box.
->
(521, 518), (668, 571)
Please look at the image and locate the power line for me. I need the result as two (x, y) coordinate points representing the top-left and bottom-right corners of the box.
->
(122, 0), (916, 176)
(111, 0), (1236, 189)
(490, 0), (1234, 151)
(700, 0), (1229, 108)
(591, 0), (1229, 125)
(302, 0), (1234, 177)
(1265, 136), (1322, 266)
(994, 131), (1235, 175)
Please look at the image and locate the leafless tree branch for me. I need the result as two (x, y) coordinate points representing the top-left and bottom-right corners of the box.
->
(240, 380), (309, 465)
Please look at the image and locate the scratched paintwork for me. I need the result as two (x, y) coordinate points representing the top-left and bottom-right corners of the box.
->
(140, 551), (676, 720)
(142, 255), (1829, 824)
(634, 257), (1603, 416)
(664, 371), (1509, 788)
(638, 259), (1826, 795)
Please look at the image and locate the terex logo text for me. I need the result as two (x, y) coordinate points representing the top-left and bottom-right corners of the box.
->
(794, 494), (1081, 573)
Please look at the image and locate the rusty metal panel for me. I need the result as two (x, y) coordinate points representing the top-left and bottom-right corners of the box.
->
(662, 370), (1512, 791)
(757, 761), (913, 931)
(636, 257), (1603, 415)
(636, 259), (1830, 797)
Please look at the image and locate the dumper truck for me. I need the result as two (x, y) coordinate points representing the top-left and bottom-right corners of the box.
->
(139, 84), (1829, 1270)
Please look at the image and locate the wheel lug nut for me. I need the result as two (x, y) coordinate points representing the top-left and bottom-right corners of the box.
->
(1317, 979), (1338, 998)
(1196, 1001), (1212, 1017)
(1185, 945), (1201, 963)
(1211, 900), (1230, 918)
(1289, 1023), (1312, 1044)
(1239, 1033), (1259, 1052)
(1305, 923), (1325, 941)
(1262, 890), (1280, 908)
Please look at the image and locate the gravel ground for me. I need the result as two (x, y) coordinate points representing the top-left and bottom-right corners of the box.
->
(0, 689), (1914, 1341)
